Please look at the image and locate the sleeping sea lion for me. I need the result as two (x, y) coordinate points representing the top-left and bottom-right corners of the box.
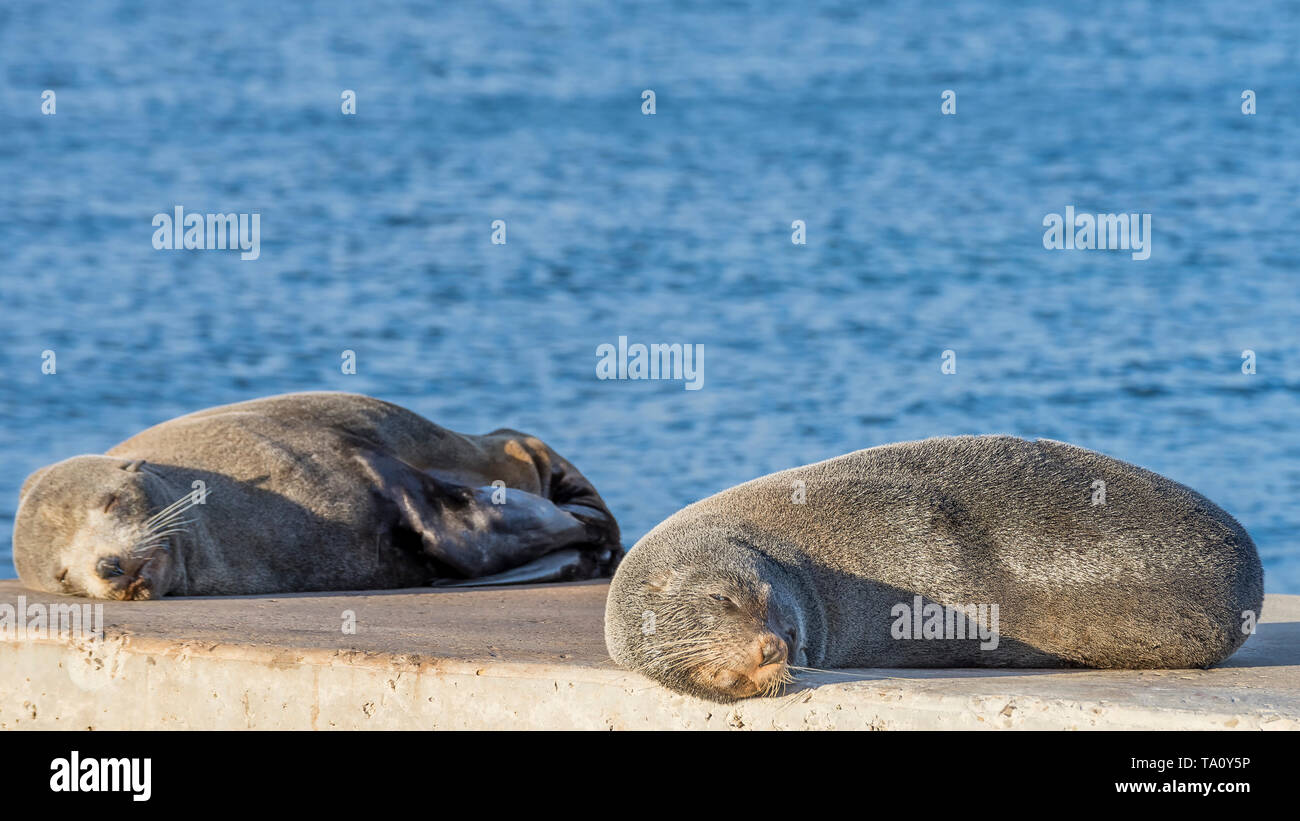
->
(605, 436), (1262, 701)
(14, 392), (622, 599)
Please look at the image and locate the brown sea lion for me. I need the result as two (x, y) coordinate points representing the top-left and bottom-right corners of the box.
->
(605, 436), (1263, 702)
(14, 392), (621, 599)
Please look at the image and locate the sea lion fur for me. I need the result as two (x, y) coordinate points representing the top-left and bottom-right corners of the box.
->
(605, 435), (1263, 701)
(15, 392), (622, 598)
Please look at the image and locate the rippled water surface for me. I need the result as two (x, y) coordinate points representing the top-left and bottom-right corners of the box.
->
(1, 1), (1297, 591)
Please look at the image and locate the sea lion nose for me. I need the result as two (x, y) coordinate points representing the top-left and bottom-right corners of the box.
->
(97, 554), (158, 598)
(759, 635), (787, 667)
(96, 556), (125, 579)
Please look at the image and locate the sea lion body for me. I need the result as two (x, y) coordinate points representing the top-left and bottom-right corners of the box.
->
(605, 436), (1263, 701)
(15, 392), (621, 598)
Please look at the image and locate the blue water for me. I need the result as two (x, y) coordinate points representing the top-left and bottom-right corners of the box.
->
(1, 1), (1298, 592)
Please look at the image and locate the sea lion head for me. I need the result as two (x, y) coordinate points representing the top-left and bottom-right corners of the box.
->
(14, 456), (192, 600)
(606, 524), (814, 702)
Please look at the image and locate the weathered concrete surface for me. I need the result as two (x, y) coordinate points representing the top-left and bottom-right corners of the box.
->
(1, 579), (1296, 730)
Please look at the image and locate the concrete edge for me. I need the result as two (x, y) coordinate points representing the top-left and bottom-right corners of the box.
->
(5, 629), (1297, 730)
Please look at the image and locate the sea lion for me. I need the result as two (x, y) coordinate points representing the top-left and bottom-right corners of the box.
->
(14, 392), (621, 599)
(605, 435), (1263, 702)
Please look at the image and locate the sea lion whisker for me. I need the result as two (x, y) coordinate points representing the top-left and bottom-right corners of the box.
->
(655, 644), (728, 665)
(132, 535), (179, 553)
(145, 488), (212, 527)
(133, 532), (188, 553)
(142, 509), (189, 531)
(644, 633), (717, 645)
(131, 534), (177, 551)
(787, 665), (858, 675)
(658, 652), (720, 670)
(141, 522), (193, 539)
(646, 637), (719, 650)
(755, 662), (790, 699)
(143, 499), (187, 524)
(653, 655), (718, 670)
(142, 510), (199, 536)
(145, 514), (194, 529)
(144, 493), (198, 525)
(651, 648), (718, 661)
(147, 500), (202, 528)
(774, 687), (811, 711)
(787, 665), (891, 681)
(148, 509), (192, 528)
(649, 643), (728, 661)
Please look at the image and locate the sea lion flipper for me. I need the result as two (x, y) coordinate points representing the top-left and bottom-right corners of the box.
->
(357, 447), (603, 579)
(428, 548), (595, 587)
(488, 430), (623, 564)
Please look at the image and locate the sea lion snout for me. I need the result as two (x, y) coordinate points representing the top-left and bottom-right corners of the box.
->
(94, 547), (170, 600)
(695, 590), (803, 700)
(14, 455), (186, 600)
(68, 500), (179, 600)
(696, 630), (792, 699)
(759, 632), (787, 667)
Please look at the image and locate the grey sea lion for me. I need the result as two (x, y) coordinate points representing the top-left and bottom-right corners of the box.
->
(605, 435), (1263, 702)
(14, 392), (621, 599)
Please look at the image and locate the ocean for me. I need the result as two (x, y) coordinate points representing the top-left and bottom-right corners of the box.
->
(1, 0), (1297, 591)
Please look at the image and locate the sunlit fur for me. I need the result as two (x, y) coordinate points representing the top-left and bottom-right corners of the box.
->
(607, 436), (1264, 702)
(14, 392), (623, 598)
(14, 456), (192, 600)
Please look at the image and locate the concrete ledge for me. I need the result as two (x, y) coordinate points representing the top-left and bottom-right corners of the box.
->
(1, 580), (1297, 730)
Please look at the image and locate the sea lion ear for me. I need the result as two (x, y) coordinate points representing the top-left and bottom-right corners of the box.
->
(19, 465), (53, 500)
